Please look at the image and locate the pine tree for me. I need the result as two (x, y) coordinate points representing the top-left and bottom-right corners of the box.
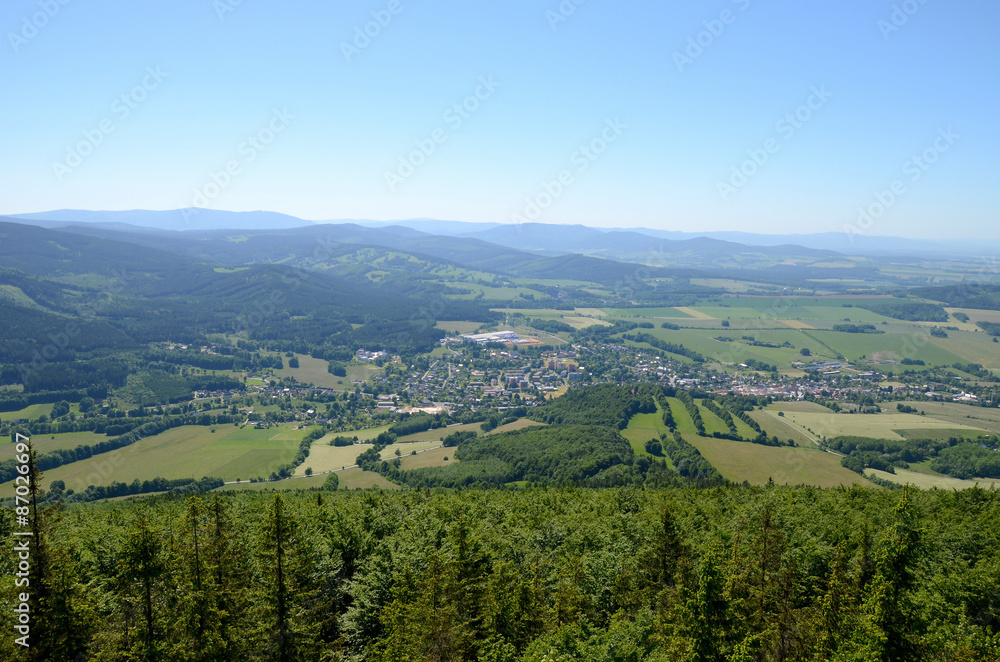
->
(119, 514), (165, 661)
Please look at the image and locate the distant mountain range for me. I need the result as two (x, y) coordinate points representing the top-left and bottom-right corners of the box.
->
(8, 209), (995, 259)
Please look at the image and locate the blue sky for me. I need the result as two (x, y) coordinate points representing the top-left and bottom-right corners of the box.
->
(2, 0), (997, 237)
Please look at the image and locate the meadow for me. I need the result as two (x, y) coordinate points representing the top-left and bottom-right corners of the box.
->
(777, 409), (989, 441)
(687, 436), (873, 488)
(274, 354), (381, 389)
(0, 430), (110, 462)
(36, 424), (307, 492)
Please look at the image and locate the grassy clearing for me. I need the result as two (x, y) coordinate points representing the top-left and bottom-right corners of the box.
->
(780, 411), (988, 441)
(686, 436), (873, 487)
(864, 467), (1000, 490)
(488, 418), (546, 435)
(697, 403), (731, 436)
(622, 411), (667, 460)
(664, 398), (698, 435)
(36, 424), (306, 491)
(397, 446), (454, 470)
(338, 467), (400, 490)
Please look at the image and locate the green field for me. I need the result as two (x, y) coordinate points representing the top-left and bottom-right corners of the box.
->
(0, 431), (111, 462)
(295, 443), (372, 476)
(488, 418), (546, 435)
(750, 410), (819, 448)
(396, 445), (454, 470)
(37, 424), (307, 492)
(779, 410), (988, 441)
(338, 467), (399, 490)
(622, 410), (668, 460)
(397, 422), (481, 442)
(865, 467), (1000, 490)
(588, 297), (1000, 370)
(686, 435), (873, 488)
(275, 354), (381, 389)
(897, 400), (1000, 435)
(435, 320), (485, 334)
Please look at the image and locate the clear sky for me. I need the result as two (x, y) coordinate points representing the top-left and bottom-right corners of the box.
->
(2, 0), (997, 237)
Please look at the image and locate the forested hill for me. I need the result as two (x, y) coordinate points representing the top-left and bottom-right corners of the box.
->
(16, 219), (691, 286)
(3, 486), (998, 660)
(0, 220), (498, 393)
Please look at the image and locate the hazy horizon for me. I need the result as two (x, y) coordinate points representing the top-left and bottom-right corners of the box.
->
(3, 0), (998, 238)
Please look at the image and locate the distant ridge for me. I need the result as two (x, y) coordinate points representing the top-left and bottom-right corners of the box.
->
(11, 208), (315, 231)
(8, 209), (996, 257)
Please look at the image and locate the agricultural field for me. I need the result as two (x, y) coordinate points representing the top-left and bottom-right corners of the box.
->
(686, 435), (873, 488)
(435, 320), (485, 334)
(36, 424), (307, 492)
(895, 400), (1000, 435)
(343, 424), (393, 441)
(0, 430), (111, 462)
(379, 441), (442, 459)
(396, 445), (455, 470)
(864, 467), (1000, 491)
(599, 306), (695, 319)
(586, 296), (1000, 372)
(274, 354), (381, 389)
(396, 422), (481, 442)
(337, 467), (399, 490)
(776, 410), (989, 441)
(218, 473), (328, 492)
(751, 410), (819, 448)
(295, 443), (373, 476)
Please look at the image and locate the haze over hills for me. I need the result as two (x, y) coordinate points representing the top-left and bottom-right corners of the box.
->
(10, 209), (996, 260)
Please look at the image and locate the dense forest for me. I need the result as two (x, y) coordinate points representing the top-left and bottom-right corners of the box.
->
(3, 483), (999, 661)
